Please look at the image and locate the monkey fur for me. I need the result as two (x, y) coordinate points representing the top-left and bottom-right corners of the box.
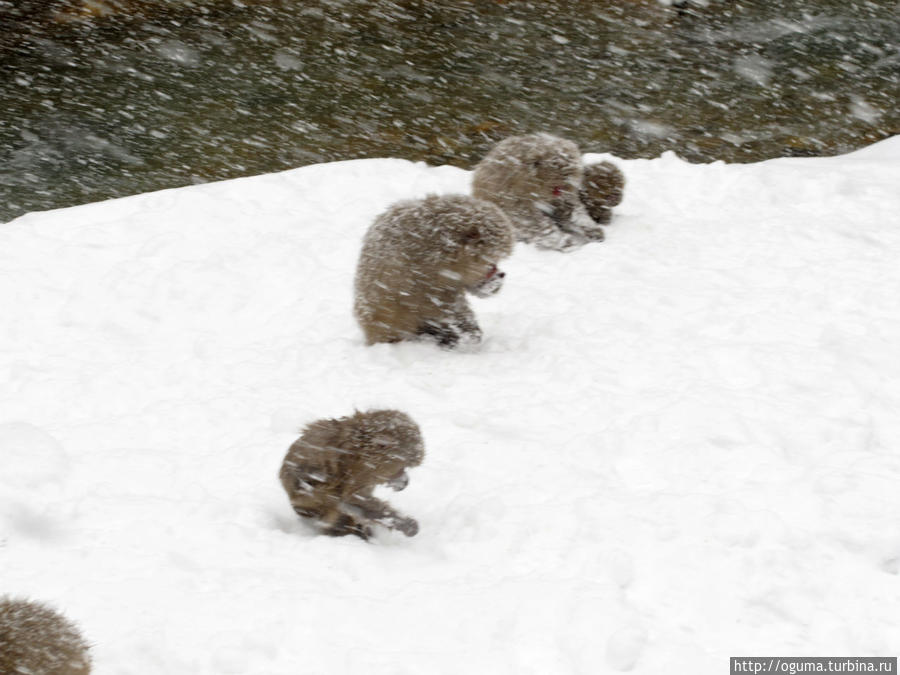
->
(472, 133), (603, 251)
(354, 194), (514, 348)
(579, 160), (625, 225)
(0, 597), (91, 675)
(279, 409), (425, 540)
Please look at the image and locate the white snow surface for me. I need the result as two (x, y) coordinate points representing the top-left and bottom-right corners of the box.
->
(2, 138), (900, 673)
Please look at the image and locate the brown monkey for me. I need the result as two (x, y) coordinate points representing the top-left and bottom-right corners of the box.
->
(279, 409), (425, 540)
(354, 194), (514, 348)
(580, 160), (626, 225)
(0, 597), (91, 675)
(472, 133), (603, 251)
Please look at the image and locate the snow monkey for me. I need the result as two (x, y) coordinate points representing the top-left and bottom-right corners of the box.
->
(354, 194), (514, 348)
(0, 597), (92, 675)
(279, 409), (425, 540)
(472, 133), (604, 251)
(579, 160), (626, 226)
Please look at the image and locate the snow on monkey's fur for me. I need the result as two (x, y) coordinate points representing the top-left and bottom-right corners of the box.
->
(0, 597), (92, 675)
(3, 139), (900, 674)
(472, 133), (603, 251)
(354, 193), (514, 347)
(278, 409), (424, 540)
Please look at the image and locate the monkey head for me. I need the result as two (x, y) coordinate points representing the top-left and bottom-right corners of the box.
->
(355, 409), (425, 491)
(457, 221), (513, 298)
(472, 134), (610, 251)
(0, 598), (92, 675)
(580, 161), (625, 224)
(386, 469), (410, 491)
(525, 135), (584, 205)
(480, 133), (584, 206)
(432, 196), (515, 298)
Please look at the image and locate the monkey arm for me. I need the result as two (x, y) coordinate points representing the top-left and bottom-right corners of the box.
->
(531, 197), (603, 250)
(417, 320), (463, 347)
(415, 291), (481, 348)
(532, 226), (589, 252)
(449, 298), (482, 341)
(569, 199), (606, 239)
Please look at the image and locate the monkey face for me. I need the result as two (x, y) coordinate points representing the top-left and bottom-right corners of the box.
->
(461, 256), (507, 297)
(454, 219), (512, 295)
(534, 165), (581, 203)
(469, 264), (506, 298)
(386, 468), (409, 491)
(526, 141), (583, 202)
(375, 454), (417, 492)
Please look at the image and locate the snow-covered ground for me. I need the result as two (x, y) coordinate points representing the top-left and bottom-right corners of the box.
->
(2, 138), (900, 673)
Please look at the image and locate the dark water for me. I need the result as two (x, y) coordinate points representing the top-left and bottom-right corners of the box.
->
(1, 0), (898, 223)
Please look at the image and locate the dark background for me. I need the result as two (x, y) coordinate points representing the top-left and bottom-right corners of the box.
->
(1, 0), (898, 222)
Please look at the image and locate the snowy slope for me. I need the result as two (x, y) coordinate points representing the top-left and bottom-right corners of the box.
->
(2, 138), (900, 674)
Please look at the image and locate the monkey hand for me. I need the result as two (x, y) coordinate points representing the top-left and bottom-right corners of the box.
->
(394, 516), (419, 537)
(583, 224), (606, 241)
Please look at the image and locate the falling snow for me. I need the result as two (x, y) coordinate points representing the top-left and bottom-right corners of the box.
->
(2, 136), (900, 672)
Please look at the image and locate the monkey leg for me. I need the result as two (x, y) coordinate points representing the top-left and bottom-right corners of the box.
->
(417, 320), (461, 347)
(324, 514), (373, 540)
(417, 295), (484, 347)
(292, 504), (319, 519)
(533, 227), (590, 252)
(346, 496), (419, 537)
(286, 487), (366, 536)
(450, 300), (483, 344)
(318, 507), (373, 540)
(288, 491), (323, 521)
